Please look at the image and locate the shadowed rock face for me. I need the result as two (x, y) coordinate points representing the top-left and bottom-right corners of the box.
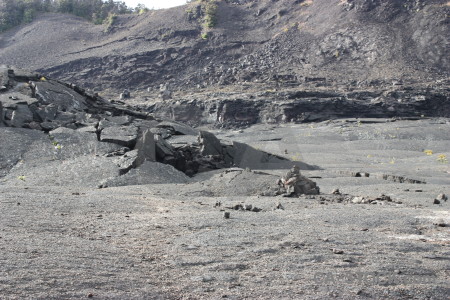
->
(0, 66), (314, 189)
(147, 86), (450, 128)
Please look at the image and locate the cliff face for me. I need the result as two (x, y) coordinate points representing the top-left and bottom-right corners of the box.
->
(0, 0), (449, 92)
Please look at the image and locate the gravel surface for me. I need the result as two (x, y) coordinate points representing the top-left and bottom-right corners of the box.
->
(1, 119), (449, 299)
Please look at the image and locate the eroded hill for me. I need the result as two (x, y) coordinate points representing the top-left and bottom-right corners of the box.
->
(0, 0), (449, 93)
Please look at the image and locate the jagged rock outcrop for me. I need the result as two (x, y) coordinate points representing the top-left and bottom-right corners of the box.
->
(0, 66), (315, 188)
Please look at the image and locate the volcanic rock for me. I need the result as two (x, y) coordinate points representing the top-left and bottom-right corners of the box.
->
(157, 120), (199, 136)
(135, 129), (156, 166)
(101, 161), (191, 187)
(277, 165), (320, 196)
(10, 104), (34, 128)
(34, 81), (88, 111)
(100, 125), (138, 148)
(199, 131), (223, 156)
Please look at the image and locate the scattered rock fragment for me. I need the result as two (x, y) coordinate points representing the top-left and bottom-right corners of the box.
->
(159, 83), (172, 100)
(351, 196), (364, 204)
(332, 248), (344, 254)
(436, 193), (448, 202)
(275, 201), (284, 210)
(433, 219), (446, 227)
(223, 212), (230, 219)
(331, 188), (341, 195)
(120, 89), (130, 99)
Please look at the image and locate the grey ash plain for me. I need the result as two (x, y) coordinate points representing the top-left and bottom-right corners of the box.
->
(1, 117), (449, 299)
(1, 0), (450, 299)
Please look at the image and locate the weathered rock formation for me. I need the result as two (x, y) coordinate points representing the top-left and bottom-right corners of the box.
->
(146, 86), (450, 128)
(1, 66), (315, 189)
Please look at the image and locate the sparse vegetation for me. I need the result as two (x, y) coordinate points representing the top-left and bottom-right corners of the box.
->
(424, 149), (433, 155)
(437, 154), (448, 163)
(104, 12), (117, 32)
(202, 0), (218, 29)
(0, 0), (134, 33)
(187, 0), (218, 39)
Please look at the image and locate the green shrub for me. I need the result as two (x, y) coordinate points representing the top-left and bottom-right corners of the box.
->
(202, 0), (218, 29)
(104, 13), (117, 32)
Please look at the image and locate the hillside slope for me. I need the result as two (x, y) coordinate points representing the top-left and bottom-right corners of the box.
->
(0, 0), (449, 92)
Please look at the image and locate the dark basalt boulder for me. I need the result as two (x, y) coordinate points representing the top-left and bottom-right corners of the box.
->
(34, 80), (89, 112)
(100, 125), (138, 148)
(10, 104), (33, 128)
(199, 131), (223, 156)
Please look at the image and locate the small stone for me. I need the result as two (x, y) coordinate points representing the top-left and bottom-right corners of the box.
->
(394, 269), (402, 274)
(351, 197), (363, 204)
(332, 248), (344, 254)
(87, 293), (94, 298)
(275, 202), (284, 210)
(436, 193), (448, 202)
(331, 188), (341, 195)
(223, 212), (230, 219)
(433, 199), (441, 205)
(233, 204), (243, 210)
(120, 89), (130, 99)
(243, 204), (253, 211)
(433, 219), (446, 227)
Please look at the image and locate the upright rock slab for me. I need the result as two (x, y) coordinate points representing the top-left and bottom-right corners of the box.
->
(199, 131), (223, 156)
(135, 129), (156, 166)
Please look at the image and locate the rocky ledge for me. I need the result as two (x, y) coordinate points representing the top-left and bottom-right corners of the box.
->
(0, 65), (318, 191)
(145, 83), (450, 128)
